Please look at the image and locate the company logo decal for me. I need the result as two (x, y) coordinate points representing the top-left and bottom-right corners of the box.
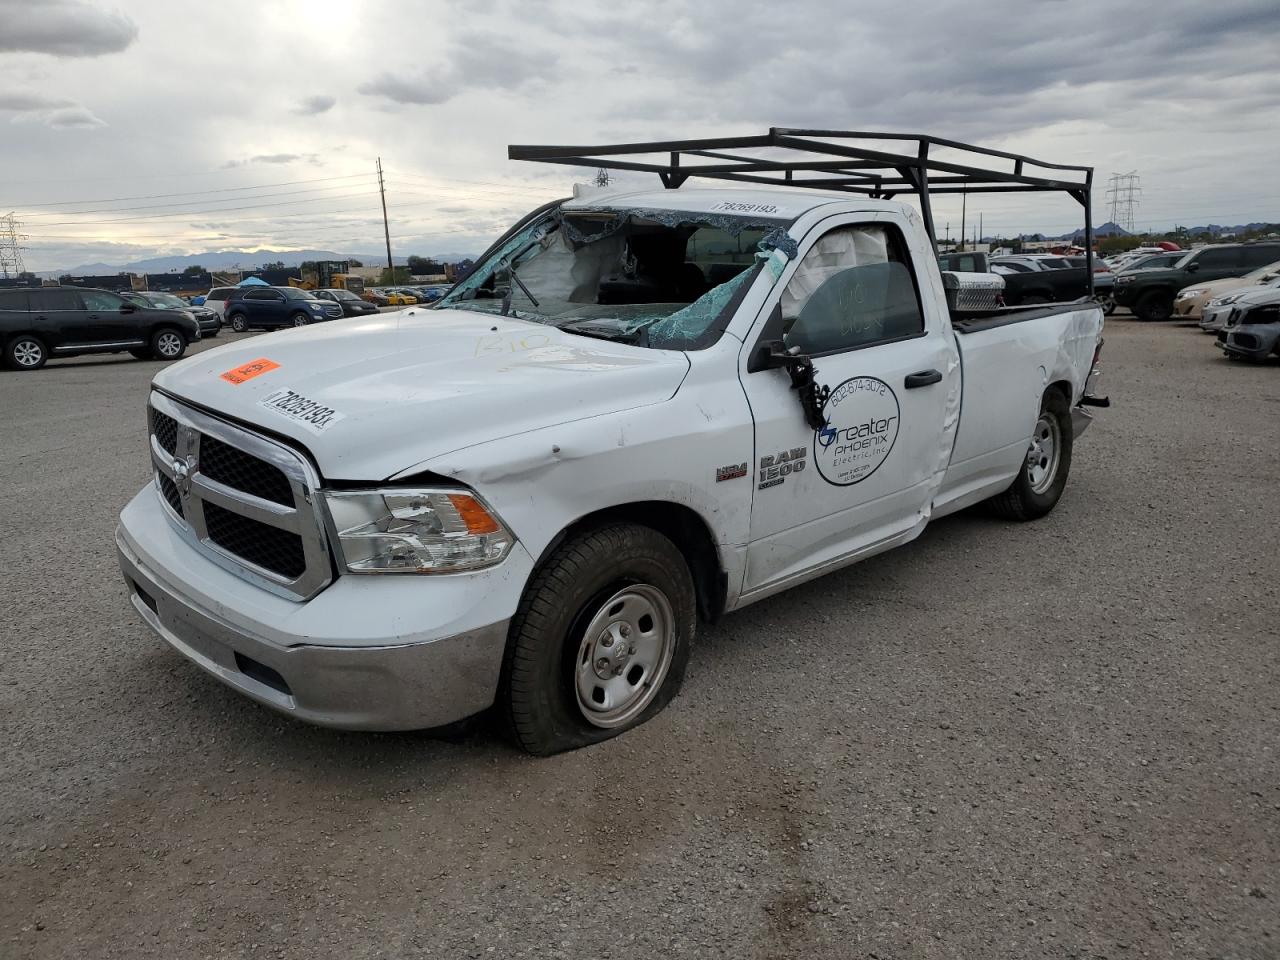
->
(813, 376), (900, 486)
(220, 358), (280, 384)
(758, 446), (807, 489)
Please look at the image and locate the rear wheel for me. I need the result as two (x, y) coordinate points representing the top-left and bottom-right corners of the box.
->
(987, 390), (1073, 521)
(1134, 292), (1173, 322)
(5, 335), (47, 371)
(502, 524), (695, 755)
(229, 314), (248, 333)
(149, 327), (186, 362)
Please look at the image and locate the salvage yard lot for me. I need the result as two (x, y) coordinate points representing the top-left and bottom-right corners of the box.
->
(1, 320), (1276, 959)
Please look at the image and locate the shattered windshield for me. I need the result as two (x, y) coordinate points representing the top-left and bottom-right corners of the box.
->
(437, 206), (794, 349)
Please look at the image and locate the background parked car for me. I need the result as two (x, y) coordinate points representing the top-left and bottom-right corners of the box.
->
(375, 288), (416, 306)
(362, 289), (390, 307)
(224, 286), (343, 332)
(991, 254), (1075, 272)
(1112, 251), (1186, 274)
(388, 287), (423, 304)
(1066, 255), (1115, 314)
(1199, 275), (1280, 333)
(122, 290), (221, 337)
(312, 288), (381, 317)
(414, 286), (447, 302)
(1178, 260), (1280, 322)
(202, 287), (239, 320)
(1, 285), (199, 371)
(1114, 242), (1280, 321)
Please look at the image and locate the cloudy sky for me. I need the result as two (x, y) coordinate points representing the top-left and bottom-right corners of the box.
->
(2, 0), (1278, 272)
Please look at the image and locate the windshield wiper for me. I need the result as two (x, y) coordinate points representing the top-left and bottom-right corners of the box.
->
(554, 317), (647, 345)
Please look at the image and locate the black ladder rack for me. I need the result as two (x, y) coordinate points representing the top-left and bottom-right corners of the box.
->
(508, 128), (1094, 281)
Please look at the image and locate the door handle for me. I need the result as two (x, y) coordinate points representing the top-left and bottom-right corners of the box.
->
(904, 369), (943, 389)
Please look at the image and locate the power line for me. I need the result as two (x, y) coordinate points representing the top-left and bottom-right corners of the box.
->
(27, 190), (384, 227)
(1, 173), (376, 211)
(18, 181), (382, 219)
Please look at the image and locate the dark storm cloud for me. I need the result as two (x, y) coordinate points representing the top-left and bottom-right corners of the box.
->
(0, 0), (138, 57)
(357, 71), (455, 105)
(357, 31), (552, 106)
(221, 153), (321, 169)
(0, 91), (74, 111)
(293, 95), (336, 115)
(526, 0), (1279, 139)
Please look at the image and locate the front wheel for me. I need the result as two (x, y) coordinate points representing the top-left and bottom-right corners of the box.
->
(290, 312), (310, 327)
(987, 390), (1073, 521)
(501, 524), (695, 755)
(1094, 294), (1116, 316)
(149, 327), (186, 361)
(1134, 292), (1173, 322)
(5, 335), (47, 371)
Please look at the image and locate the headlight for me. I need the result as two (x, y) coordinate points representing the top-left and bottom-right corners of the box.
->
(324, 488), (513, 574)
(1209, 294), (1241, 306)
(1177, 288), (1205, 300)
(1116, 275), (1134, 284)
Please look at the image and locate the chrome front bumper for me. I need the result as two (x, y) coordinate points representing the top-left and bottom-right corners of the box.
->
(117, 520), (514, 732)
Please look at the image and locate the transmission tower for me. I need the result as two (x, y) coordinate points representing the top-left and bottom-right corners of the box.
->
(594, 167), (612, 187)
(1104, 172), (1141, 233)
(0, 212), (29, 279)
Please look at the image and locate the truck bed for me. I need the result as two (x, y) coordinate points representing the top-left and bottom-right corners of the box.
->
(950, 299), (1096, 333)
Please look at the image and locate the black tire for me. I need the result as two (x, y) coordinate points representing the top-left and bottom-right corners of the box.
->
(290, 312), (310, 327)
(987, 390), (1073, 521)
(229, 314), (248, 333)
(1095, 295), (1116, 316)
(149, 327), (186, 362)
(1134, 292), (1173, 322)
(501, 524), (695, 755)
(4, 334), (47, 371)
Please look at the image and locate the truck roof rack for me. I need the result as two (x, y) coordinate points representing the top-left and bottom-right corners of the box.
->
(508, 128), (1094, 253)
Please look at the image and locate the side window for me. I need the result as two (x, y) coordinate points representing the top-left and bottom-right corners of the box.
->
(0, 290), (29, 311)
(31, 289), (83, 311)
(781, 224), (925, 355)
(1243, 247), (1280, 268)
(81, 290), (125, 310)
(1194, 248), (1237, 268)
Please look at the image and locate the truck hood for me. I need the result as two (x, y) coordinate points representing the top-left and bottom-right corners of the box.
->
(153, 307), (690, 480)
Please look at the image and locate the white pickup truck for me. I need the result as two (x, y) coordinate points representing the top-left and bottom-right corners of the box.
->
(116, 132), (1106, 754)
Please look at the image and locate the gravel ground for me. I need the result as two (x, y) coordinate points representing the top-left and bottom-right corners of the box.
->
(1, 318), (1276, 960)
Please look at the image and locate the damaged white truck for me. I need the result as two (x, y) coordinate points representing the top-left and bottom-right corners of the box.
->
(117, 130), (1108, 753)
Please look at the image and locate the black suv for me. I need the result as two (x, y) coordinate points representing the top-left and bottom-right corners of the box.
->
(224, 286), (342, 332)
(1113, 242), (1280, 321)
(311, 288), (380, 317)
(1, 285), (200, 371)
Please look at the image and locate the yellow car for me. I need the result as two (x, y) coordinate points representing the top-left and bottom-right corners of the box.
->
(379, 289), (416, 306)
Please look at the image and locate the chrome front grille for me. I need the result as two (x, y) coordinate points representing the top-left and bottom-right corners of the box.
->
(147, 392), (332, 599)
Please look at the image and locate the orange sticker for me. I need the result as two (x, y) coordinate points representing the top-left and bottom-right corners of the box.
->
(221, 358), (280, 385)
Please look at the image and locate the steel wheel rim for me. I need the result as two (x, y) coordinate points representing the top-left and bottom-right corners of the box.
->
(573, 583), (675, 729)
(13, 339), (42, 366)
(1025, 413), (1061, 494)
(157, 332), (181, 357)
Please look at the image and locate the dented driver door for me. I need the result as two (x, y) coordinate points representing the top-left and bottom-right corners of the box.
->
(737, 214), (956, 598)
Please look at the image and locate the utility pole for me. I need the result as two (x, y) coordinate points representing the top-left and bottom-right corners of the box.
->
(959, 187), (967, 252)
(978, 212), (983, 248)
(377, 158), (393, 282)
(0, 212), (28, 279)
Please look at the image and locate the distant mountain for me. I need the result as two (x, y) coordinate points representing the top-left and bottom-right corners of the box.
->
(1050, 221), (1131, 241)
(41, 248), (477, 278)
